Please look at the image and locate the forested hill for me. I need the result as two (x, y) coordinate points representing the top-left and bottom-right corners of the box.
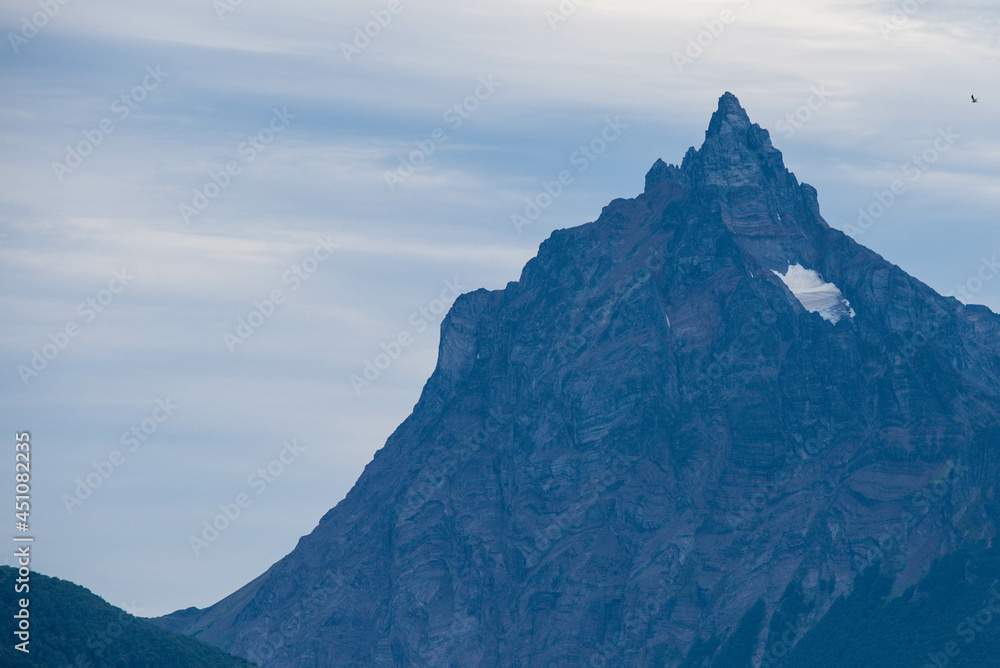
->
(0, 566), (256, 667)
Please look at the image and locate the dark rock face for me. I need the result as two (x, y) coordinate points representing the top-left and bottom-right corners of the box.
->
(155, 93), (1000, 667)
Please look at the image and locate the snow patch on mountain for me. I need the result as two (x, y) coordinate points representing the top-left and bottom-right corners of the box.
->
(772, 264), (855, 324)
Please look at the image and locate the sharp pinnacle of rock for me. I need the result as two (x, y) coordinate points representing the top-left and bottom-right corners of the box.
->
(154, 94), (1000, 668)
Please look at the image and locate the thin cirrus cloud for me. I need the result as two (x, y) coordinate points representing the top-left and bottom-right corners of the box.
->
(1, 0), (998, 616)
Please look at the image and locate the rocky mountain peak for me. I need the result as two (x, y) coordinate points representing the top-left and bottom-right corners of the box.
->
(682, 91), (781, 189)
(706, 90), (755, 137)
(653, 93), (832, 276)
(154, 93), (1000, 668)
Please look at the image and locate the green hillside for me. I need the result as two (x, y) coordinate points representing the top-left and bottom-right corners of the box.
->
(0, 566), (255, 667)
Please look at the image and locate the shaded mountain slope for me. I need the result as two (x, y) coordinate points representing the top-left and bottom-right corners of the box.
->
(776, 541), (1000, 667)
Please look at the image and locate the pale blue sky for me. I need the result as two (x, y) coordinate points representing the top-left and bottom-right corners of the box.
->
(1, 0), (998, 617)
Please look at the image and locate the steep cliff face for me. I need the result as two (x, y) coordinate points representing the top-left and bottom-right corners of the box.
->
(156, 93), (1000, 667)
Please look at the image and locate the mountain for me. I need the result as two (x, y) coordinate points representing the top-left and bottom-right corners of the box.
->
(0, 566), (256, 667)
(154, 92), (1000, 666)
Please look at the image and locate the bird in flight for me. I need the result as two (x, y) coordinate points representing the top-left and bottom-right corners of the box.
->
(972, 94), (978, 103)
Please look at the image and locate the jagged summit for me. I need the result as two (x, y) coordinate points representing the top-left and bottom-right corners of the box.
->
(645, 93), (776, 193)
(643, 93), (838, 280)
(706, 90), (754, 136)
(687, 92), (789, 191)
(643, 157), (676, 191)
(155, 94), (1000, 668)
(644, 93), (763, 191)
